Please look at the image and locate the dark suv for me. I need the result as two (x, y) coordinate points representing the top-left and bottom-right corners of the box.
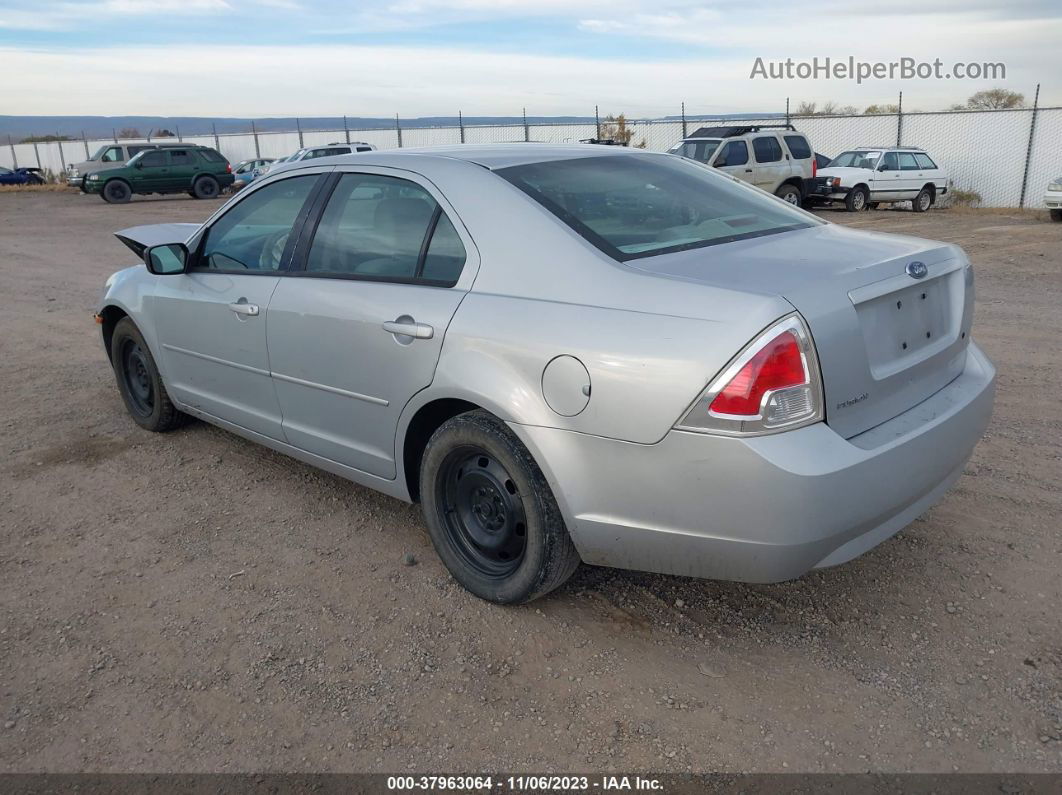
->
(84, 146), (235, 203)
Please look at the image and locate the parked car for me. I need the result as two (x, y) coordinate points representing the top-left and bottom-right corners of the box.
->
(1045, 176), (1062, 221)
(84, 145), (234, 203)
(0, 166), (45, 186)
(806, 147), (949, 212)
(96, 145), (995, 603)
(257, 142), (377, 178)
(232, 158), (274, 186)
(68, 141), (191, 190)
(667, 124), (816, 205)
(814, 152), (832, 171)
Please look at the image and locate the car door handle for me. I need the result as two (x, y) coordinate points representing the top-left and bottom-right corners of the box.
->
(744, 168), (753, 173)
(383, 319), (433, 339)
(229, 300), (259, 317)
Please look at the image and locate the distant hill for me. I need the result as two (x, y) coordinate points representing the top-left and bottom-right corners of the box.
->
(0, 113), (784, 141)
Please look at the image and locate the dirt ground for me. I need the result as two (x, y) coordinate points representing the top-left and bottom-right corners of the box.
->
(1, 190), (1060, 774)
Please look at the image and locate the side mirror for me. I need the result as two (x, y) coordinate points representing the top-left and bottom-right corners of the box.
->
(144, 243), (188, 275)
(878, 163), (889, 171)
(713, 158), (726, 168)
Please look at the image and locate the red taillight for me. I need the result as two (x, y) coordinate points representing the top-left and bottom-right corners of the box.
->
(226, 163), (232, 173)
(812, 158), (817, 178)
(709, 331), (807, 417)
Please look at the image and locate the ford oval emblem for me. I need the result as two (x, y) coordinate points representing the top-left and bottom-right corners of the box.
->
(906, 261), (928, 279)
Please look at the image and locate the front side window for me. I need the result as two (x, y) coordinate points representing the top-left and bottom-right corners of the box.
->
(305, 173), (465, 284)
(829, 150), (881, 169)
(101, 147), (123, 162)
(783, 135), (812, 159)
(880, 152), (899, 171)
(716, 141), (748, 167)
(138, 151), (167, 167)
(198, 175), (319, 271)
(752, 136), (783, 163)
(497, 154), (818, 262)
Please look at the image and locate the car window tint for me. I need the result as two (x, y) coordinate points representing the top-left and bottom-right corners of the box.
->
(898, 152), (920, 170)
(198, 175), (318, 272)
(305, 173), (438, 280)
(170, 150), (190, 163)
(198, 148), (225, 163)
(420, 213), (467, 284)
(752, 136), (783, 163)
(139, 151), (167, 167)
(497, 154), (817, 262)
(102, 147), (123, 162)
(717, 141), (748, 167)
(881, 152), (899, 171)
(914, 153), (937, 169)
(783, 135), (811, 159)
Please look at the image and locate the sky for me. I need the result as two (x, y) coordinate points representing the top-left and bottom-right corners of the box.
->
(1, 0), (1060, 118)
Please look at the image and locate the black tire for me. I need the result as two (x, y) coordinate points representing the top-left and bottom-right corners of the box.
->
(913, 187), (933, 213)
(192, 175), (220, 200)
(110, 317), (187, 432)
(102, 180), (132, 204)
(1050, 209), (1061, 222)
(845, 186), (869, 212)
(419, 410), (581, 604)
(774, 183), (802, 206)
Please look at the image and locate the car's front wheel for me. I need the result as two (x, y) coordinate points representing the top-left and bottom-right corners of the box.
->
(110, 317), (187, 432)
(102, 180), (132, 204)
(1050, 208), (1061, 222)
(774, 184), (801, 205)
(845, 186), (868, 212)
(192, 176), (220, 200)
(419, 410), (581, 604)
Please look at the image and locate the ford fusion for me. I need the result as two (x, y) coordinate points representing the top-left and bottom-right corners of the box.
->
(96, 145), (995, 603)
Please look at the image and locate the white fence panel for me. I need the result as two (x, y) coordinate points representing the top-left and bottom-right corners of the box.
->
(1024, 107), (1062, 209)
(795, 114), (898, 159)
(401, 127), (462, 148)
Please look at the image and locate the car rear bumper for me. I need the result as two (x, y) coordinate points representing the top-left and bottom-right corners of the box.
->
(511, 342), (995, 583)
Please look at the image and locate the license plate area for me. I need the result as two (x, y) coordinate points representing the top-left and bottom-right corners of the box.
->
(851, 268), (962, 380)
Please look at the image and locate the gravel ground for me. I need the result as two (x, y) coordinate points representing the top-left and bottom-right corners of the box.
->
(1, 191), (1060, 774)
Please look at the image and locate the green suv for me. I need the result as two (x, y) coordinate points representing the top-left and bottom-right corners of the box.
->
(85, 145), (235, 203)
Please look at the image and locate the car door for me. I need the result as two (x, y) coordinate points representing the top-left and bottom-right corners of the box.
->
(872, 151), (903, 200)
(265, 169), (477, 479)
(750, 135), (787, 191)
(897, 151), (922, 196)
(712, 140), (752, 183)
(130, 150), (171, 192)
(166, 148), (198, 190)
(152, 172), (325, 438)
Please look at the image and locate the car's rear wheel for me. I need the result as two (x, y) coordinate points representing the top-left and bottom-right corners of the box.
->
(845, 186), (868, 212)
(110, 317), (187, 432)
(774, 184), (801, 205)
(419, 410), (580, 604)
(102, 180), (132, 204)
(192, 176), (220, 200)
(1050, 209), (1061, 222)
(913, 187), (933, 213)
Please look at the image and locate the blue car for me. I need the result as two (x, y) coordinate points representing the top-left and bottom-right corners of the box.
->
(232, 158), (274, 186)
(0, 166), (45, 186)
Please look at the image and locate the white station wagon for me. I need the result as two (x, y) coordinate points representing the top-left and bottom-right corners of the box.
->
(808, 147), (949, 212)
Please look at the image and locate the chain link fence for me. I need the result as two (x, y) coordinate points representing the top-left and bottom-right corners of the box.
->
(4, 104), (1060, 208)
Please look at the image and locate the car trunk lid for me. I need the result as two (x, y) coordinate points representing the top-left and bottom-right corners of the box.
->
(628, 222), (974, 438)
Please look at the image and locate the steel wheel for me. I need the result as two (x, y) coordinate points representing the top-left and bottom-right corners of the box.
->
(437, 447), (528, 578)
(119, 338), (154, 417)
(914, 189), (932, 212)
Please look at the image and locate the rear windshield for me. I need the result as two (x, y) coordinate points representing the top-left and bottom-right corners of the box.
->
(496, 155), (817, 261)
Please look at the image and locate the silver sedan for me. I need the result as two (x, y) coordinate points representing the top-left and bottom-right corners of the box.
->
(96, 145), (996, 603)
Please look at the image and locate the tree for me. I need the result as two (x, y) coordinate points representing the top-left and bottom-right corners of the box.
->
(116, 127), (142, 138)
(795, 101), (858, 116)
(864, 104), (900, 115)
(153, 128), (176, 138)
(957, 89), (1025, 110)
(598, 114), (645, 148)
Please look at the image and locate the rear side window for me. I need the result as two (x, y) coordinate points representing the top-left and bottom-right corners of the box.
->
(752, 137), (783, 163)
(355, 146), (372, 152)
(199, 148), (226, 163)
(170, 149), (191, 163)
(898, 152), (920, 170)
(305, 173), (465, 285)
(716, 141), (748, 167)
(783, 135), (811, 159)
(914, 153), (937, 169)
